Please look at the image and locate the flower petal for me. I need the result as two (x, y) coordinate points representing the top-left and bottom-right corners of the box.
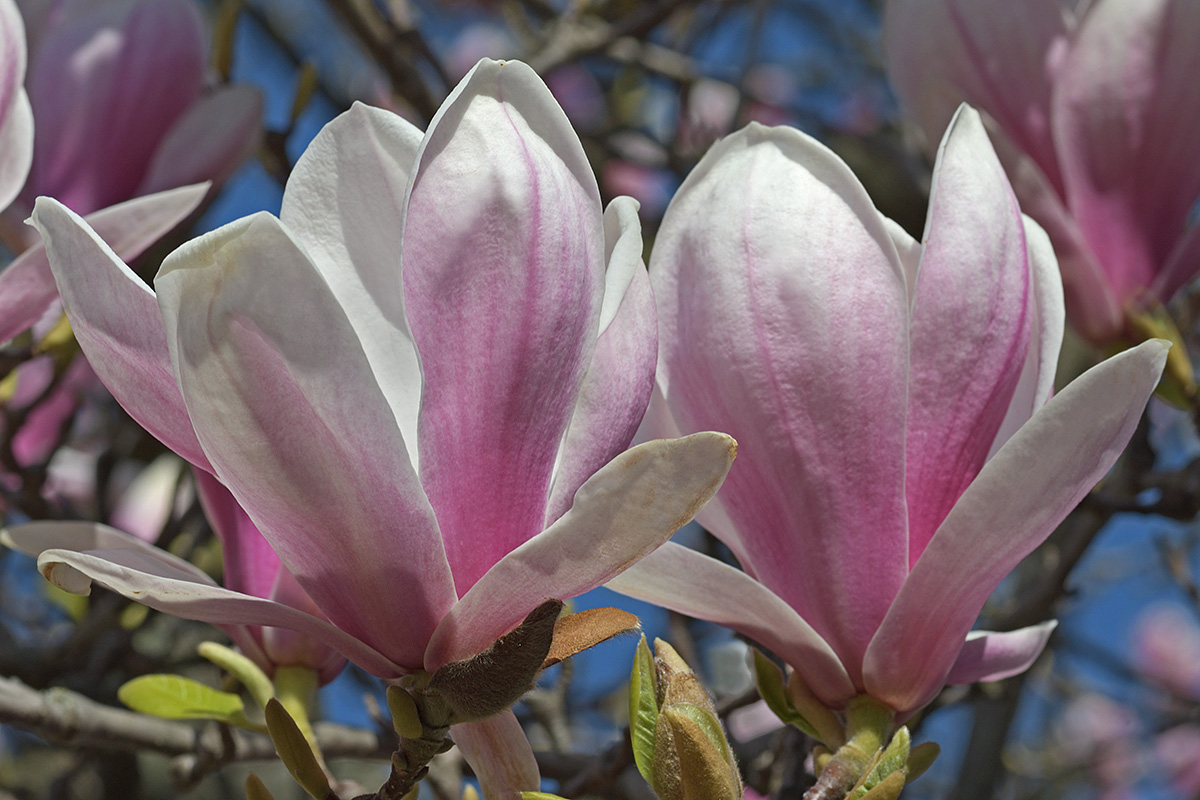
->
(424, 432), (736, 670)
(1052, 0), (1200, 302)
(905, 106), (1032, 564)
(0, 0), (30, 212)
(944, 621), (1057, 686)
(883, 0), (1070, 191)
(137, 84), (263, 196)
(987, 216), (1065, 460)
(403, 59), (605, 595)
(606, 542), (856, 707)
(26, 0), (204, 212)
(2, 520), (268, 667)
(0, 88), (31, 213)
(26, 194), (210, 468)
(546, 197), (657, 524)
(451, 711), (540, 798)
(863, 340), (1167, 713)
(278, 102), (424, 467)
(155, 212), (455, 670)
(650, 121), (909, 677)
(192, 468), (279, 601)
(33, 542), (405, 678)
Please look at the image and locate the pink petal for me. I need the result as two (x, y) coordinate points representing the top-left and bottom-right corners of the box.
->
(1152, 215), (1200, 305)
(278, 102), (424, 465)
(650, 121), (909, 678)
(451, 711), (540, 797)
(883, 0), (1070, 191)
(137, 84), (263, 196)
(905, 106), (1032, 565)
(424, 432), (736, 670)
(33, 542), (404, 678)
(109, 453), (183, 543)
(403, 59), (605, 595)
(987, 217), (1065, 459)
(26, 194), (211, 469)
(2, 520), (268, 667)
(26, 0), (204, 213)
(192, 468), (280, 601)
(944, 621), (1057, 685)
(155, 212), (455, 671)
(546, 197), (657, 523)
(606, 542), (857, 707)
(1052, 0), (1200, 303)
(987, 128), (1123, 343)
(262, 566), (346, 683)
(863, 340), (1167, 713)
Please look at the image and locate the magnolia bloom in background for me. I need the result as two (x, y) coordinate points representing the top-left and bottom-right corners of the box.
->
(20, 59), (735, 797)
(0, 0), (263, 342)
(0, 0), (32, 214)
(884, 0), (1200, 345)
(608, 106), (1166, 720)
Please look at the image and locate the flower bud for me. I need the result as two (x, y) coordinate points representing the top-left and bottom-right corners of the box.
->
(629, 636), (743, 800)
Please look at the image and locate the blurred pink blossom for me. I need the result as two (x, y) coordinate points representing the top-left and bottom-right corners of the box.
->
(885, 0), (1200, 344)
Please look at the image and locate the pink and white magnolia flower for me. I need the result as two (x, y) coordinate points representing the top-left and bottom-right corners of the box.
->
(0, 0), (263, 342)
(0, 0), (32, 214)
(884, 0), (1200, 344)
(607, 106), (1166, 717)
(21, 59), (735, 796)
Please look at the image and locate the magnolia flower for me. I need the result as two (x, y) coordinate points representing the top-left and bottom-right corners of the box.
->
(0, 0), (32, 214)
(23, 59), (735, 796)
(884, 0), (1200, 344)
(607, 106), (1166, 718)
(0, 0), (263, 342)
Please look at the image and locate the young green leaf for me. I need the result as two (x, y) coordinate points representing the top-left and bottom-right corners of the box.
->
(118, 674), (246, 724)
(629, 634), (660, 783)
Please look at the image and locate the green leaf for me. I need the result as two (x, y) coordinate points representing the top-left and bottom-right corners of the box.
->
(265, 698), (332, 800)
(198, 641), (274, 709)
(629, 634), (659, 783)
(520, 793), (573, 800)
(118, 674), (246, 723)
(666, 702), (735, 769)
(751, 648), (820, 739)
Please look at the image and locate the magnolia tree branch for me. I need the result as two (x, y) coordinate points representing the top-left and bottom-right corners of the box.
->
(0, 676), (393, 789)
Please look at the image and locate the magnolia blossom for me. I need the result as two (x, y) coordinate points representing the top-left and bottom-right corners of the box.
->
(884, 0), (1200, 344)
(607, 106), (1166, 716)
(0, 0), (32, 213)
(0, 0), (263, 342)
(23, 59), (735, 796)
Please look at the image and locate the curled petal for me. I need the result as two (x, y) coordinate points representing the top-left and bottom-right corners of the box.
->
(2, 520), (267, 667)
(404, 59), (605, 594)
(864, 340), (1167, 712)
(651, 121), (909, 675)
(26, 193), (210, 468)
(425, 432), (736, 670)
(33, 544), (403, 678)
(606, 542), (856, 707)
(156, 212), (454, 670)
(945, 621), (1057, 686)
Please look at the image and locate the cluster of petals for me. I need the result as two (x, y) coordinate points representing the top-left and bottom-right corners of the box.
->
(607, 106), (1166, 715)
(0, 0), (263, 343)
(884, 0), (1200, 344)
(18, 58), (735, 794)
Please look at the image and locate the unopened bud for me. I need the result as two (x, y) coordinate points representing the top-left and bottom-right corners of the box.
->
(629, 636), (742, 800)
